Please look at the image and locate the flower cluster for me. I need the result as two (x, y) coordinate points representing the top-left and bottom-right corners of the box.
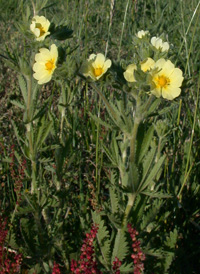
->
(71, 224), (101, 274)
(112, 257), (122, 274)
(0, 217), (22, 273)
(52, 261), (61, 274)
(127, 224), (145, 274)
(30, 14), (183, 102)
(124, 30), (184, 100)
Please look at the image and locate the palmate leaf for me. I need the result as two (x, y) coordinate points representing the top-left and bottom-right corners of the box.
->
(138, 125), (155, 162)
(35, 118), (53, 150)
(138, 154), (166, 193)
(111, 229), (129, 262)
(92, 211), (111, 269)
(140, 145), (156, 187)
(103, 144), (118, 167)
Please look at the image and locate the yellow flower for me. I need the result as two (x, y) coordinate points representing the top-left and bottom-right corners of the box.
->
(30, 16), (50, 41)
(151, 37), (169, 52)
(123, 64), (137, 82)
(81, 53), (111, 80)
(33, 44), (58, 85)
(150, 58), (184, 100)
(136, 30), (149, 39)
(141, 58), (155, 72)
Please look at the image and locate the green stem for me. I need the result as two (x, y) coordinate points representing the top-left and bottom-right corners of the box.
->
(122, 193), (136, 228)
(130, 119), (140, 164)
(95, 98), (101, 197)
(26, 76), (37, 194)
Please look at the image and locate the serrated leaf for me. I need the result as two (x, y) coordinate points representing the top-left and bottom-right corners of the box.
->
(18, 75), (27, 104)
(164, 229), (178, 249)
(103, 144), (118, 167)
(111, 229), (129, 262)
(141, 191), (172, 198)
(10, 99), (25, 109)
(89, 113), (112, 130)
(138, 154), (166, 192)
(109, 186), (119, 214)
(36, 120), (52, 149)
(119, 262), (133, 273)
(140, 145), (157, 186)
(92, 211), (111, 269)
(138, 125), (155, 162)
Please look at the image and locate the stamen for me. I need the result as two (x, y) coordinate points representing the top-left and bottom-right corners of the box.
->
(45, 59), (55, 72)
(94, 67), (103, 77)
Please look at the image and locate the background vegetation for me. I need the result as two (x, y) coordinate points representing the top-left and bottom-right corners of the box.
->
(0, 0), (199, 273)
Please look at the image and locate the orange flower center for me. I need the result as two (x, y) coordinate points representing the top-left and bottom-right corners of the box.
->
(94, 67), (103, 77)
(156, 75), (170, 88)
(45, 59), (55, 72)
(36, 23), (45, 37)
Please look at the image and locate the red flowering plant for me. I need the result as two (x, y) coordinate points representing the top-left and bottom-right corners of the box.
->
(71, 224), (102, 274)
(0, 217), (22, 274)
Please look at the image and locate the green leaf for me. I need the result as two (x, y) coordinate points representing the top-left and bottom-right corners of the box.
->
(119, 262), (133, 273)
(89, 113), (112, 130)
(109, 186), (119, 214)
(92, 211), (111, 269)
(35, 117), (52, 149)
(10, 99), (25, 109)
(139, 154), (166, 192)
(138, 125), (155, 162)
(51, 25), (73, 40)
(128, 161), (139, 193)
(111, 229), (129, 262)
(141, 191), (172, 198)
(164, 228), (178, 249)
(140, 145), (156, 189)
(103, 144), (118, 167)
(18, 75), (27, 104)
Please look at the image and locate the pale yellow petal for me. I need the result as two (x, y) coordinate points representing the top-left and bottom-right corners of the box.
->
(37, 75), (52, 85)
(93, 53), (105, 68)
(141, 58), (155, 72)
(103, 59), (112, 71)
(160, 60), (175, 77)
(162, 87), (181, 100)
(88, 54), (96, 61)
(50, 44), (58, 61)
(169, 69), (183, 88)
(154, 58), (166, 70)
(124, 64), (137, 82)
(162, 42), (169, 52)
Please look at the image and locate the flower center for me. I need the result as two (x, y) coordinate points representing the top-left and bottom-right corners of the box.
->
(156, 75), (170, 88)
(45, 59), (55, 72)
(36, 23), (45, 37)
(94, 67), (103, 77)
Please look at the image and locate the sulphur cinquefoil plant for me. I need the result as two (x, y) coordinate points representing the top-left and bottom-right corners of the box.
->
(0, 1), (199, 273)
